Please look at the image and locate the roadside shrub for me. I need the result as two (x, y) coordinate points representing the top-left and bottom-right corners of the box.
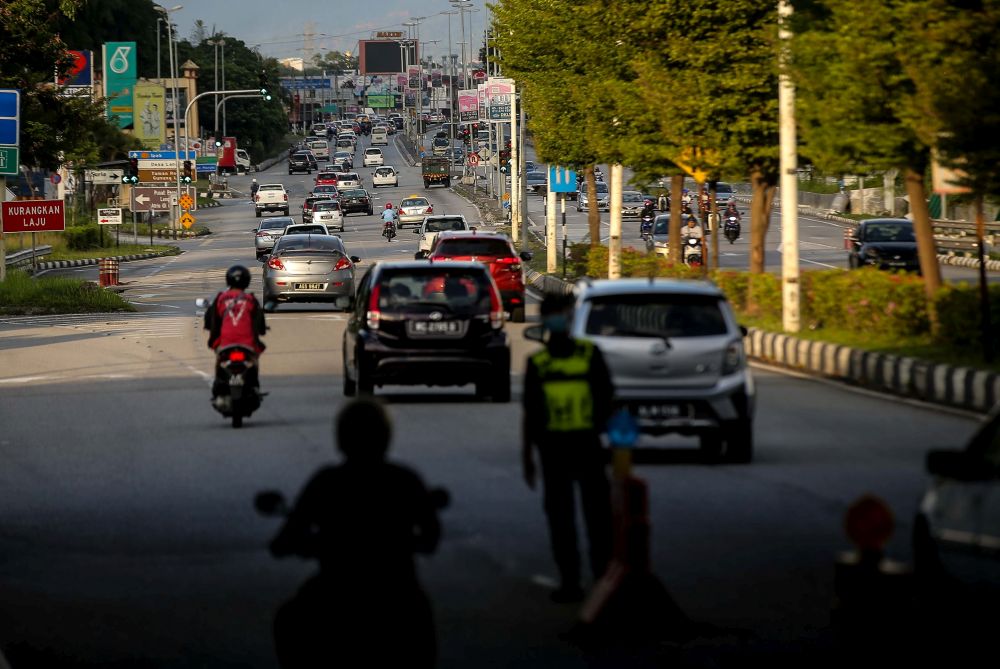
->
(802, 269), (928, 338)
(64, 224), (102, 250)
(934, 283), (1000, 356)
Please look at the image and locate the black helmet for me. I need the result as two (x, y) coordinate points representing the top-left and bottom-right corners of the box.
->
(225, 265), (251, 289)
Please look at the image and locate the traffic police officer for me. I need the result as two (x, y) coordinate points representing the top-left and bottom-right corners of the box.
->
(522, 292), (614, 603)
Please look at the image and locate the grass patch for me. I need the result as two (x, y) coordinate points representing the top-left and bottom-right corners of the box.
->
(47, 244), (180, 261)
(0, 270), (135, 315)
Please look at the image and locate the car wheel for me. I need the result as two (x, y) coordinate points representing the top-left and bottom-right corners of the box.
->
(724, 419), (754, 463)
(577, 206), (582, 212)
(913, 514), (948, 603)
(283, 208), (289, 216)
(255, 210), (261, 218)
(342, 344), (357, 397)
(288, 170), (293, 175)
(356, 356), (374, 396)
(491, 368), (511, 403)
(510, 306), (526, 323)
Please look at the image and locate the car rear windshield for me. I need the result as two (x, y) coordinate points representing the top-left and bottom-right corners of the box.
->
(425, 218), (467, 233)
(275, 236), (345, 253)
(434, 238), (513, 257)
(402, 198), (428, 208)
(340, 173), (359, 181)
(342, 189), (367, 198)
(375, 168), (394, 175)
(287, 226), (328, 235)
(259, 219), (291, 230)
(317, 172), (337, 180)
(310, 141), (327, 148)
(366, 149), (382, 155)
(259, 185), (283, 191)
(315, 202), (341, 211)
(378, 269), (492, 314)
(585, 294), (728, 338)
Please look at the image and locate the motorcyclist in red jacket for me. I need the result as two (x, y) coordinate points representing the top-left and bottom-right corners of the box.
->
(204, 265), (266, 402)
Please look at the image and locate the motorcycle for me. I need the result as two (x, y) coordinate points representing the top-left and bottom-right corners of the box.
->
(640, 211), (655, 240)
(683, 236), (703, 267)
(196, 298), (263, 428)
(254, 485), (450, 667)
(724, 216), (741, 244)
(382, 216), (397, 242)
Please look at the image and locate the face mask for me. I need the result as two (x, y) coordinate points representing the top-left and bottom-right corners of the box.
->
(543, 314), (570, 335)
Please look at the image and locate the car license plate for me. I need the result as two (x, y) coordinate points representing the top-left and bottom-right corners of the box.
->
(635, 403), (690, 420)
(294, 283), (325, 290)
(407, 320), (462, 336)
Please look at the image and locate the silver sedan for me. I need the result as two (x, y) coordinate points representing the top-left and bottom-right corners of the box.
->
(262, 234), (360, 310)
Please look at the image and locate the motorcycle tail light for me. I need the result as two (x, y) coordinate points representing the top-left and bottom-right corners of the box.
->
(229, 350), (247, 362)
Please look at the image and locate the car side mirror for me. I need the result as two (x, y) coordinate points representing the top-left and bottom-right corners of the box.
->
(524, 325), (545, 342)
(413, 228), (421, 235)
(254, 490), (288, 517)
(926, 450), (992, 481)
(414, 250), (429, 260)
(350, 256), (361, 263)
(740, 325), (749, 337)
(195, 298), (209, 309)
(520, 251), (533, 261)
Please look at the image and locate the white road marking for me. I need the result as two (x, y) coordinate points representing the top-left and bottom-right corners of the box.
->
(0, 375), (53, 384)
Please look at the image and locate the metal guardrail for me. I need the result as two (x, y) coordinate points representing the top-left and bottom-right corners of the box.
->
(932, 219), (999, 254)
(4, 245), (53, 267)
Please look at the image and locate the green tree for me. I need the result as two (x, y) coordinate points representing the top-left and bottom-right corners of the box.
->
(53, 0), (163, 79)
(311, 51), (357, 75)
(793, 0), (943, 301)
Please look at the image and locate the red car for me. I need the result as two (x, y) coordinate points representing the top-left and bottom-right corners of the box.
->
(427, 231), (532, 322)
(314, 171), (339, 187)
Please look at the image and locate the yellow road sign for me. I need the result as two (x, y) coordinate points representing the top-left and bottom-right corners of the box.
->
(675, 147), (720, 184)
(502, 192), (510, 201)
(179, 212), (195, 229)
(178, 193), (194, 210)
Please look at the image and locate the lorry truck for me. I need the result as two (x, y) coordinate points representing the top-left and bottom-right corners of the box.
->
(421, 156), (451, 189)
(217, 137), (255, 175)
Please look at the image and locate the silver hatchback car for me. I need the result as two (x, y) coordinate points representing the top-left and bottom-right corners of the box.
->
(262, 234), (360, 310)
(572, 279), (754, 462)
(254, 216), (294, 260)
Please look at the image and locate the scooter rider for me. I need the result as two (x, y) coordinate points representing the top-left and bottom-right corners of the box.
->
(250, 178), (259, 198)
(682, 214), (704, 241)
(204, 265), (266, 404)
(725, 201), (741, 222)
(382, 202), (398, 240)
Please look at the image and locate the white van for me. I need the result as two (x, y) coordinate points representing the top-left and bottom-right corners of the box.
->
(309, 139), (329, 160)
(371, 127), (388, 146)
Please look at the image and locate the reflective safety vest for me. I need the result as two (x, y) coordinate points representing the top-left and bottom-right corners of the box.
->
(532, 340), (595, 432)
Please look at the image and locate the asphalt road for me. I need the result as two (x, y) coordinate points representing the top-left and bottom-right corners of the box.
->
(0, 129), (986, 667)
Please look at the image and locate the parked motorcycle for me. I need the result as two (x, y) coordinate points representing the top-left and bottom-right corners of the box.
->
(724, 216), (741, 244)
(196, 298), (263, 428)
(683, 236), (703, 267)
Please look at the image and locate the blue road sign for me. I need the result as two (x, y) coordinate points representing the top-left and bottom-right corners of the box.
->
(128, 150), (196, 160)
(0, 89), (20, 147)
(548, 165), (577, 193)
(195, 162), (216, 174)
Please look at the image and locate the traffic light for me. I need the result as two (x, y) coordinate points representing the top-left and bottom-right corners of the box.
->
(182, 160), (193, 184)
(123, 157), (139, 184)
(214, 139), (222, 148)
(258, 70), (272, 100)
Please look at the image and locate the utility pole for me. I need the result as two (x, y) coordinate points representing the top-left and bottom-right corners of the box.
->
(609, 163), (624, 279)
(510, 86), (520, 244)
(547, 178), (557, 272)
(518, 91), (528, 252)
(779, 0), (800, 333)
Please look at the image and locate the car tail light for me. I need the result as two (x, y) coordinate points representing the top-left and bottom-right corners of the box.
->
(254, 195), (260, 202)
(723, 342), (744, 374)
(333, 256), (352, 271)
(366, 283), (381, 330)
(256, 231), (270, 237)
(267, 256), (285, 271)
(229, 350), (247, 362)
(283, 194), (288, 201)
(495, 257), (520, 270)
(426, 205), (433, 214)
(489, 286), (504, 329)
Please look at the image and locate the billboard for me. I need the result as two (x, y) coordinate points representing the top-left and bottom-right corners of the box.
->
(368, 95), (394, 108)
(359, 40), (417, 75)
(477, 84), (487, 121)
(488, 78), (514, 120)
(164, 87), (188, 129)
(133, 83), (166, 150)
(431, 70), (442, 88)
(59, 50), (93, 87)
(458, 90), (478, 122)
(103, 42), (136, 129)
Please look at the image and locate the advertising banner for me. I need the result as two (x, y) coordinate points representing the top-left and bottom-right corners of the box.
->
(163, 87), (188, 129)
(103, 42), (137, 129)
(477, 84), (487, 122)
(488, 78), (514, 121)
(396, 74), (407, 91)
(58, 50), (93, 87)
(367, 95), (394, 108)
(458, 89), (478, 122)
(407, 67), (420, 90)
(133, 83), (166, 150)
(431, 70), (442, 88)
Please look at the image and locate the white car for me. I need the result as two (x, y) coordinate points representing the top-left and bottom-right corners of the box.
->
(311, 200), (344, 232)
(363, 148), (385, 167)
(397, 195), (433, 228)
(371, 128), (388, 145)
(337, 172), (362, 189)
(284, 222), (332, 236)
(413, 214), (470, 257)
(371, 166), (399, 188)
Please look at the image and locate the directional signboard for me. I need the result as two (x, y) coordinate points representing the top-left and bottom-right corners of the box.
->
(97, 207), (122, 225)
(138, 169), (178, 183)
(487, 78), (514, 121)
(129, 186), (196, 212)
(85, 168), (125, 185)
(0, 89), (19, 177)
(548, 166), (578, 193)
(128, 150), (196, 160)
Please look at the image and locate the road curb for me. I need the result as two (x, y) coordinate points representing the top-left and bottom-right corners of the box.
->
(525, 270), (1000, 414)
(28, 248), (180, 273)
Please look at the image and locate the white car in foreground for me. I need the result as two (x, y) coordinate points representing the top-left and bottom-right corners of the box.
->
(363, 148), (385, 167)
(371, 166), (399, 188)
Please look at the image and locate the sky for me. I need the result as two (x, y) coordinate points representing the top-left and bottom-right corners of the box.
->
(165, 0), (488, 63)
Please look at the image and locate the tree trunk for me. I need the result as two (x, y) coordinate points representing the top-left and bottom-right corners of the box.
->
(905, 165), (942, 327)
(585, 166), (600, 247)
(670, 174), (683, 265)
(749, 168), (777, 274)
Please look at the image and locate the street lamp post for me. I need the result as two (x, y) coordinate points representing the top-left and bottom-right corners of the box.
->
(157, 4), (183, 229)
(443, 9), (458, 145)
(450, 0), (473, 89)
(409, 17), (426, 135)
